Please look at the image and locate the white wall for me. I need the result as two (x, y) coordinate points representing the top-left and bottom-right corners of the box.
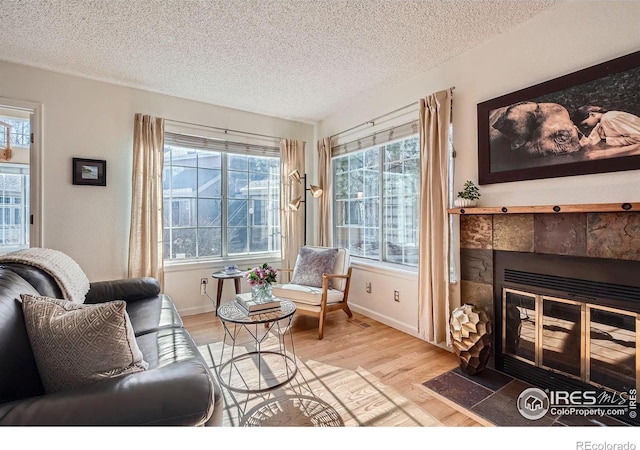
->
(0, 61), (314, 313)
(315, 1), (640, 338)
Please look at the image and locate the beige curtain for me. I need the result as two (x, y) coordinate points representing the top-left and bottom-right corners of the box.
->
(280, 139), (306, 271)
(317, 137), (332, 247)
(128, 114), (165, 288)
(417, 89), (452, 345)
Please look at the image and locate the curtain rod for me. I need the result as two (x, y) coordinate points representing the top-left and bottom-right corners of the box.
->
(330, 86), (455, 141)
(165, 118), (282, 142)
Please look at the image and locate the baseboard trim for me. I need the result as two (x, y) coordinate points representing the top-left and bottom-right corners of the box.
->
(179, 304), (215, 317)
(349, 304), (419, 338)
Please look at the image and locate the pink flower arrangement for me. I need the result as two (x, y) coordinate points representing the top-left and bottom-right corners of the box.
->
(245, 263), (278, 287)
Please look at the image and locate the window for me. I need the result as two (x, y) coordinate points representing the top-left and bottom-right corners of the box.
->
(0, 116), (30, 149)
(0, 163), (29, 251)
(333, 135), (419, 266)
(163, 133), (280, 261)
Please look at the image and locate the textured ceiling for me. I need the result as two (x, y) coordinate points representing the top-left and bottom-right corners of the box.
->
(0, 0), (561, 123)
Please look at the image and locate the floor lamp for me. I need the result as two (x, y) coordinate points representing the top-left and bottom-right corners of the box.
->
(288, 169), (322, 245)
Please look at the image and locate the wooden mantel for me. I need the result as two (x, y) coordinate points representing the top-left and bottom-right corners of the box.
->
(447, 202), (640, 215)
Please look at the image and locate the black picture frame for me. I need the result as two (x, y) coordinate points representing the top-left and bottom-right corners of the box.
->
(72, 158), (106, 186)
(478, 50), (640, 185)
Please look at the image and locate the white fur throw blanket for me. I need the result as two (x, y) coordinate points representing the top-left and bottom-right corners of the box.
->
(0, 248), (90, 303)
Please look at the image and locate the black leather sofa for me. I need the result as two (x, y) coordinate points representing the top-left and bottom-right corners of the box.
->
(0, 263), (223, 426)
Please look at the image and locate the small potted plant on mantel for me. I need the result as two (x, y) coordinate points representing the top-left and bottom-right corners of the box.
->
(454, 180), (481, 207)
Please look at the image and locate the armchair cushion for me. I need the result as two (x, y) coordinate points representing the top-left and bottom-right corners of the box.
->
(271, 283), (345, 306)
(290, 247), (338, 288)
(21, 294), (148, 394)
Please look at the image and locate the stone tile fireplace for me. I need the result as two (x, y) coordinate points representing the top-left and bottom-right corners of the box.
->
(454, 205), (640, 424)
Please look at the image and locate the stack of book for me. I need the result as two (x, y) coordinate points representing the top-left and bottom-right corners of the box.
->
(235, 292), (281, 316)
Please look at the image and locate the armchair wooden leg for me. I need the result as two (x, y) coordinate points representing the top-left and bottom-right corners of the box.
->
(343, 303), (353, 318)
(318, 310), (326, 340)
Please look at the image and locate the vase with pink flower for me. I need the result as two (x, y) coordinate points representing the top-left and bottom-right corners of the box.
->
(245, 263), (278, 302)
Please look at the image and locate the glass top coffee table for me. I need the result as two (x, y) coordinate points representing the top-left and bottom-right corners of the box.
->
(216, 299), (297, 395)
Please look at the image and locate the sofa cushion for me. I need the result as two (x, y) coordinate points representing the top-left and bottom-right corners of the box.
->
(290, 247), (338, 288)
(21, 294), (148, 394)
(125, 293), (183, 336)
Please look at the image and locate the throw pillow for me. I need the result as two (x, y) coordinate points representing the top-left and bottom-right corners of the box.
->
(290, 247), (339, 289)
(21, 294), (148, 394)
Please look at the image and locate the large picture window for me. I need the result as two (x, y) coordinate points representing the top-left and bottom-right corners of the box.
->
(333, 135), (419, 266)
(163, 133), (280, 261)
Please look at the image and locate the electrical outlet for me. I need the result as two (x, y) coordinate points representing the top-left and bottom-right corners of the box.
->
(200, 278), (208, 295)
(365, 282), (371, 293)
(394, 290), (400, 302)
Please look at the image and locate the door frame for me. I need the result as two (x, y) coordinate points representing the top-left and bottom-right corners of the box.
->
(0, 96), (42, 248)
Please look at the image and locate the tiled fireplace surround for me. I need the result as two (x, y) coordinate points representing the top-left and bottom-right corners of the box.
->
(423, 208), (640, 425)
(457, 210), (640, 359)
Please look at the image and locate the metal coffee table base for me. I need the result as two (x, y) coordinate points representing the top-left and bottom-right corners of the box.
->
(218, 350), (298, 394)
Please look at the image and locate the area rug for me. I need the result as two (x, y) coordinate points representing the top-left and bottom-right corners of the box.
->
(198, 341), (443, 427)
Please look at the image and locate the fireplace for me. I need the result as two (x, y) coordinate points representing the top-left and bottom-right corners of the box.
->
(494, 251), (640, 410)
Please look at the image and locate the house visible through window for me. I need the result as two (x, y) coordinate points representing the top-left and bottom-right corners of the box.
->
(333, 134), (419, 266)
(163, 132), (280, 261)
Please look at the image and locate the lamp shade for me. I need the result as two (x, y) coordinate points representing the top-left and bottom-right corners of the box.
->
(288, 169), (301, 183)
(288, 196), (302, 210)
(309, 185), (323, 198)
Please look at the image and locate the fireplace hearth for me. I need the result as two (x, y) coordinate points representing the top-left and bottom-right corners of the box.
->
(494, 251), (640, 425)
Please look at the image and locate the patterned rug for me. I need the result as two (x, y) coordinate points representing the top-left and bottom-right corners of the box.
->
(198, 341), (443, 427)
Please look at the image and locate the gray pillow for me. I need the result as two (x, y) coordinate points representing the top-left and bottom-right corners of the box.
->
(290, 247), (339, 288)
(21, 294), (148, 394)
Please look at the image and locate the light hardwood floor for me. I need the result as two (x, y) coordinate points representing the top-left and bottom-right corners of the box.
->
(182, 308), (483, 427)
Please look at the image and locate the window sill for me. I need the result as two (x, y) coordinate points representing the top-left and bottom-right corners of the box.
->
(164, 253), (282, 273)
(350, 257), (418, 281)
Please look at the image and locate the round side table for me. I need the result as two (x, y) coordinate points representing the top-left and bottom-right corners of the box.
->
(211, 270), (245, 315)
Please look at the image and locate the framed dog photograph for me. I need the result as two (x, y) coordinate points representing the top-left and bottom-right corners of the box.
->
(72, 158), (107, 186)
(477, 50), (640, 185)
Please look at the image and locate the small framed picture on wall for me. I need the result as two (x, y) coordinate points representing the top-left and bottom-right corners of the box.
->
(72, 158), (107, 186)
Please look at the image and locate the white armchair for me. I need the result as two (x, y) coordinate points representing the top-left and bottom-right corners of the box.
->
(272, 246), (352, 340)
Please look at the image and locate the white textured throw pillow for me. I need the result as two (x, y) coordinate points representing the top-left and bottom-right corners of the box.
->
(21, 294), (148, 394)
(290, 247), (339, 288)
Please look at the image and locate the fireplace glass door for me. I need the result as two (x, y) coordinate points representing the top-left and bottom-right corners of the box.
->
(502, 287), (639, 394)
(587, 305), (637, 393)
(503, 289), (536, 364)
(541, 297), (583, 379)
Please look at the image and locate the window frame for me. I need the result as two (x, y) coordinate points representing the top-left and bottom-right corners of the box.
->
(163, 134), (281, 265)
(332, 133), (420, 267)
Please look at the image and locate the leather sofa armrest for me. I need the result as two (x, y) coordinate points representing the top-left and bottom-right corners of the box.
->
(84, 277), (161, 304)
(0, 360), (218, 426)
